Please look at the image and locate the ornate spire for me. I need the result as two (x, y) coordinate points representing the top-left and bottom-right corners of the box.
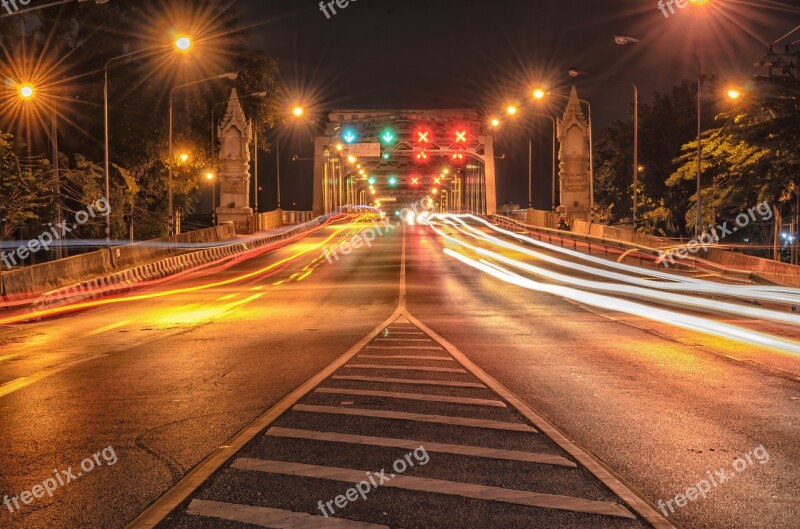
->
(562, 86), (586, 123)
(218, 88), (250, 140)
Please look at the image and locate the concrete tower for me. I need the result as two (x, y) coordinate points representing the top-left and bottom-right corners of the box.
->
(216, 88), (253, 225)
(557, 87), (591, 220)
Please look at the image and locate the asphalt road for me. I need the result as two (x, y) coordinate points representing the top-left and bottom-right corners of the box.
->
(0, 217), (798, 528)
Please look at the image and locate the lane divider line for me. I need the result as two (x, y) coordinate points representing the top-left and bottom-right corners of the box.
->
(330, 375), (486, 388)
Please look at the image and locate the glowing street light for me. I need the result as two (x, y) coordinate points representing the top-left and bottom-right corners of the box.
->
(347, 155), (357, 164)
(506, 105), (518, 116)
(179, 152), (190, 164)
(490, 117), (501, 128)
(106, 35), (199, 242)
(727, 88), (742, 100)
(532, 88), (545, 100)
(292, 105), (305, 117)
(18, 84), (34, 100)
(175, 35), (193, 53)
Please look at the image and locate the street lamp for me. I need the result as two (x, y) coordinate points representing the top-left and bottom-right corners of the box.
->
(18, 84), (34, 99)
(105, 35), (196, 243)
(569, 67), (638, 227)
(614, 34), (710, 234)
(727, 88), (742, 100)
(168, 71), (237, 235)
(17, 82), (64, 259)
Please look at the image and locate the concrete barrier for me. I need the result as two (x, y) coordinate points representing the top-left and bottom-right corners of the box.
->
(2, 248), (113, 297)
(1, 224), (238, 297)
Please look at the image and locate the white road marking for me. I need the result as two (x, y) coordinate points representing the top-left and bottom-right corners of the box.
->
(232, 459), (635, 519)
(293, 404), (536, 432)
(266, 427), (576, 467)
(357, 354), (453, 361)
(187, 499), (389, 528)
(331, 375), (486, 388)
(315, 387), (507, 407)
(345, 364), (466, 373)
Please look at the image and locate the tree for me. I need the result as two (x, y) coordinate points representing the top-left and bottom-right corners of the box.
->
(669, 77), (800, 242)
(0, 131), (47, 242)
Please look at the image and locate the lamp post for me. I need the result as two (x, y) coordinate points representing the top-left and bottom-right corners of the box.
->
(505, 103), (556, 211)
(569, 68), (635, 225)
(18, 84), (64, 259)
(105, 36), (194, 243)
(693, 54), (702, 237)
(169, 71), (237, 235)
(613, 34), (704, 234)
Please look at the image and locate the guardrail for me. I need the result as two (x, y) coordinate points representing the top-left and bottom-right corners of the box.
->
(489, 214), (758, 283)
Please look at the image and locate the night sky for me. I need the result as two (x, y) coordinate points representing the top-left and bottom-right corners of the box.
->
(236, 0), (798, 210)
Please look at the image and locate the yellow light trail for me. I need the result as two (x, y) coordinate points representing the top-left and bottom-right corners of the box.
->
(0, 222), (353, 326)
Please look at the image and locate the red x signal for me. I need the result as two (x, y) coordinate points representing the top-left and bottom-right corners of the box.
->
(417, 131), (429, 144)
(455, 130), (467, 143)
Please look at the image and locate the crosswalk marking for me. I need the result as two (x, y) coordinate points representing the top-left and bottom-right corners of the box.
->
(315, 387), (508, 408)
(357, 354), (454, 361)
(331, 375), (486, 388)
(345, 364), (466, 373)
(266, 427), (576, 467)
(231, 459), (635, 519)
(187, 499), (390, 528)
(374, 338), (433, 342)
(293, 404), (537, 432)
(366, 345), (442, 350)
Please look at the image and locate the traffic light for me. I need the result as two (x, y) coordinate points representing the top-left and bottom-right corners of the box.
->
(342, 129), (358, 144)
(388, 176), (398, 186)
(454, 129), (467, 144)
(380, 129), (396, 145)
(410, 176), (420, 187)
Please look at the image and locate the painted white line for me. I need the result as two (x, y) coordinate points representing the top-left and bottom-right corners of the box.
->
(293, 404), (536, 433)
(374, 338), (433, 342)
(187, 499), (389, 528)
(267, 427), (576, 467)
(366, 345), (442, 350)
(405, 310), (677, 529)
(331, 375), (486, 388)
(125, 308), (407, 529)
(345, 364), (466, 373)
(381, 332), (425, 336)
(358, 354), (453, 361)
(232, 459), (634, 519)
(315, 387), (507, 408)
